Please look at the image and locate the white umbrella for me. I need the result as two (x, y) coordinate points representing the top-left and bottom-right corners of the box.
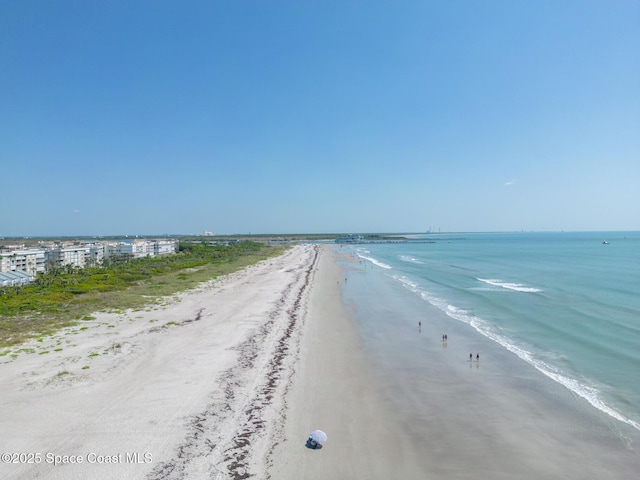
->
(309, 430), (328, 444)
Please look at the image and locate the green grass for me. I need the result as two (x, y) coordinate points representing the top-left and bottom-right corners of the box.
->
(0, 242), (287, 348)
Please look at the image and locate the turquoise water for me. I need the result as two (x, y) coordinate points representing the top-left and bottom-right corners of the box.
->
(340, 232), (640, 431)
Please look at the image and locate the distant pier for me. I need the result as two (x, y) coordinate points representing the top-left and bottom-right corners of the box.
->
(335, 239), (435, 245)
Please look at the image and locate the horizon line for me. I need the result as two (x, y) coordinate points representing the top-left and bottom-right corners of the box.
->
(1, 229), (638, 240)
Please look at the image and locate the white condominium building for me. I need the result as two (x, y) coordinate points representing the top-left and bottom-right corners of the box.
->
(154, 239), (177, 256)
(104, 239), (178, 260)
(1, 239), (178, 281)
(45, 245), (91, 269)
(0, 249), (46, 276)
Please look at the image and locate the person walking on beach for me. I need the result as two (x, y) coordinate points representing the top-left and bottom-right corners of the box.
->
(476, 353), (480, 362)
(469, 353), (473, 362)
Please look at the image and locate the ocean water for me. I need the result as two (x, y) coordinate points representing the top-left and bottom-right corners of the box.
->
(338, 232), (640, 432)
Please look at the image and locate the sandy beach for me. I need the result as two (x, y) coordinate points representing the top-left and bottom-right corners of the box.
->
(1, 244), (319, 479)
(273, 246), (640, 480)
(268, 246), (432, 479)
(269, 247), (640, 480)
(2, 244), (639, 479)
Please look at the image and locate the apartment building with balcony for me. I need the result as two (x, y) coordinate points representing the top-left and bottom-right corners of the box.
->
(45, 245), (91, 269)
(0, 248), (46, 276)
(104, 239), (178, 260)
(154, 239), (178, 256)
(1, 239), (179, 283)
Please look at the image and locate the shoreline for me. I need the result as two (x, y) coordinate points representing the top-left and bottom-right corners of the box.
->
(325, 246), (640, 479)
(271, 245), (640, 478)
(268, 245), (429, 478)
(3, 244), (639, 479)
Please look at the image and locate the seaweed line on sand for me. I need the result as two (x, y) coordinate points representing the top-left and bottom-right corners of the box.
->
(148, 246), (319, 480)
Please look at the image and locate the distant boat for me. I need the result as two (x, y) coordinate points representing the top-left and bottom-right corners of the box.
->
(602, 241), (609, 245)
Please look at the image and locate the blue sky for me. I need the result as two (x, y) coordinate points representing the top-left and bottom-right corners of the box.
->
(2, 1), (639, 236)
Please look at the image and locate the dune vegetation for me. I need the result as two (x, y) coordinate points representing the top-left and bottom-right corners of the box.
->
(0, 241), (286, 348)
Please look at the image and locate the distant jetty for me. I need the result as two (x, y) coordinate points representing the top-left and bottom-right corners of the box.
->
(335, 235), (365, 243)
(335, 235), (434, 245)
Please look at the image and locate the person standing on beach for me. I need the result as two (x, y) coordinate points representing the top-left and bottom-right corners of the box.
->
(476, 353), (480, 362)
(469, 353), (473, 362)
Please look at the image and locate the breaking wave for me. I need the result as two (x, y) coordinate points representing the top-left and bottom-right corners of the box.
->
(477, 278), (542, 293)
(391, 274), (640, 432)
(355, 251), (392, 269)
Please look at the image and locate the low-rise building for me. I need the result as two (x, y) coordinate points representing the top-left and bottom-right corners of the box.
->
(45, 244), (90, 270)
(87, 242), (105, 266)
(103, 239), (178, 260)
(0, 248), (46, 276)
(0, 270), (34, 286)
(154, 239), (178, 256)
(1, 238), (179, 280)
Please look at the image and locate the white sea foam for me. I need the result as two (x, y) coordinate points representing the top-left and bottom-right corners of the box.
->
(477, 278), (542, 293)
(355, 251), (392, 269)
(392, 274), (640, 432)
(448, 300), (640, 431)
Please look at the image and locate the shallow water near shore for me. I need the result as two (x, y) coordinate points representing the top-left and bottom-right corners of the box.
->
(340, 232), (640, 429)
(336, 232), (640, 476)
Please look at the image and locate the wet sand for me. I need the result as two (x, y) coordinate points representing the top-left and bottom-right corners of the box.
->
(269, 246), (640, 479)
(268, 246), (432, 478)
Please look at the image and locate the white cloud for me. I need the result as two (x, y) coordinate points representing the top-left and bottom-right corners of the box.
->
(504, 179), (516, 186)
